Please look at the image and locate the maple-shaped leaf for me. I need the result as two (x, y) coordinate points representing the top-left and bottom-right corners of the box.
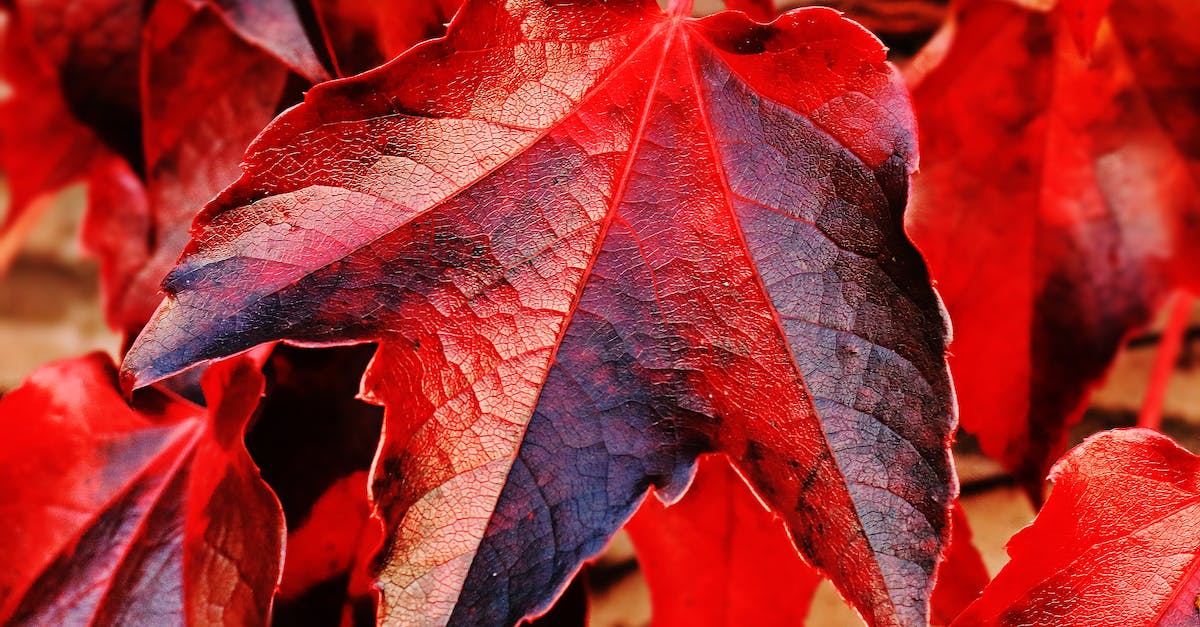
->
(122, 0), (957, 624)
(0, 352), (282, 625)
(905, 0), (1200, 496)
(626, 455), (824, 625)
(955, 428), (1200, 625)
(628, 455), (988, 626)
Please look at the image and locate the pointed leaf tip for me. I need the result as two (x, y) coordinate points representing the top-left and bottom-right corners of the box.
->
(117, 2), (953, 624)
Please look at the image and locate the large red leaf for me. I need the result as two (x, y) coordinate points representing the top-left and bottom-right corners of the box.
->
(122, 1), (957, 624)
(625, 455), (824, 625)
(0, 353), (282, 625)
(955, 428), (1200, 625)
(906, 0), (1200, 495)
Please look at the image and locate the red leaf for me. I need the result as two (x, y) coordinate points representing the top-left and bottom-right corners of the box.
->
(83, 0), (303, 333)
(82, 157), (154, 330)
(906, 0), (1200, 495)
(628, 457), (988, 626)
(245, 345), (383, 624)
(1058, 0), (1112, 53)
(4, 0), (144, 167)
(277, 472), (374, 606)
(626, 454), (823, 625)
(930, 503), (989, 626)
(722, 0), (775, 22)
(1, 0), (323, 329)
(955, 428), (1200, 625)
(190, 0), (329, 83)
(312, 0), (461, 76)
(0, 353), (283, 625)
(0, 15), (107, 268)
(122, 2), (957, 625)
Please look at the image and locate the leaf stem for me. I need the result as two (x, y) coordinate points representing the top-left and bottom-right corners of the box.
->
(1137, 291), (1193, 431)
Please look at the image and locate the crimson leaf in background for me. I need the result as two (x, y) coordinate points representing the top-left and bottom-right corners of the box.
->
(931, 504), (989, 626)
(955, 428), (1200, 625)
(192, 0), (328, 82)
(0, 0), (325, 333)
(628, 456), (988, 626)
(906, 0), (1200, 496)
(0, 0), (145, 267)
(4, 0), (144, 168)
(245, 345), (383, 625)
(86, 0), (307, 333)
(721, 0), (775, 21)
(121, 0), (957, 624)
(0, 17), (106, 268)
(311, 0), (461, 76)
(0, 353), (281, 625)
(625, 455), (825, 625)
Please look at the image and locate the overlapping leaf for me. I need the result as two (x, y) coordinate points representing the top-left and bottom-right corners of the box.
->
(906, 0), (1200, 495)
(956, 428), (1200, 625)
(931, 504), (989, 626)
(246, 345), (383, 624)
(0, 9), (113, 268)
(625, 455), (825, 625)
(0, 353), (281, 625)
(121, 0), (956, 624)
(1, 0), (325, 333)
(312, 0), (461, 76)
(190, 0), (328, 83)
(628, 455), (988, 626)
(4, 0), (144, 168)
(93, 0), (303, 333)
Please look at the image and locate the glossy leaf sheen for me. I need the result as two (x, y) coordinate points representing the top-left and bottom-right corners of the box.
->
(906, 0), (1200, 494)
(956, 428), (1200, 626)
(0, 353), (282, 625)
(123, 1), (956, 625)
